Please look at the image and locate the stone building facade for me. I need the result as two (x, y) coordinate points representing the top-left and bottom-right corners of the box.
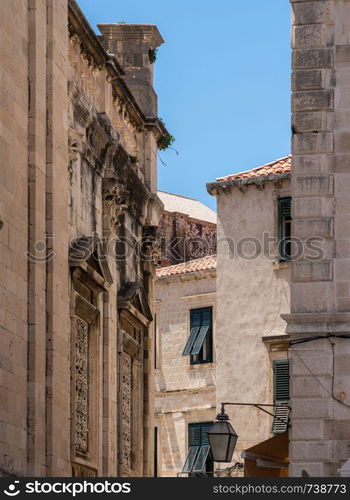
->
(154, 256), (217, 476)
(286, 0), (350, 477)
(0, 0), (169, 477)
(157, 191), (216, 267)
(207, 157), (292, 476)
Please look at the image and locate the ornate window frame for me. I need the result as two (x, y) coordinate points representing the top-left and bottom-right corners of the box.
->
(69, 236), (112, 477)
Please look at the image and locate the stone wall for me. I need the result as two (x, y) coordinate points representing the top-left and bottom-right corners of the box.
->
(157, 212), (216, 267)
(0, 0), (167, 477)
(287, 0), (350, 477)
(0, 0), (30, 478)
(155, 272), (216, 476)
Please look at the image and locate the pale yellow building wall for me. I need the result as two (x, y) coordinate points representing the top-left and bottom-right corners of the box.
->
(215, 179), (291, 462)
(155, 273), (216, 476)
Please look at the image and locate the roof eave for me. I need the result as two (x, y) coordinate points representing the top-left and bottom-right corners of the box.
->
(207, 172), (292, 196)
(156, 268), (217, 281)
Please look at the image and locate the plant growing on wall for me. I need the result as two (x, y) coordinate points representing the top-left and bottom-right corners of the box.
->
(157, 133), (175, 151)
(129, 155), (138, 165)
(148, 48), (158, 64)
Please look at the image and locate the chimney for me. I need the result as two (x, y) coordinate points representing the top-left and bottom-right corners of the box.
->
(98, 24), (164, 117)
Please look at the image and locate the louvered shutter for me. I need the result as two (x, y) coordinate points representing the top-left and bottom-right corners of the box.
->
(279, 197), (292, 218)
(200, 422), (212, 446)
(273, 359), (290, 401)
(188, 423), (201, 447)
(272, 402), (290, 434)
(272, 359), (290, 434)
(182, 446), (199, 473)
(182, 327), (200, 356)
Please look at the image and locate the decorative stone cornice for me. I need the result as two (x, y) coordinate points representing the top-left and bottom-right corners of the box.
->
(282, 312), (350, 335)
(68, 0), (170, 143)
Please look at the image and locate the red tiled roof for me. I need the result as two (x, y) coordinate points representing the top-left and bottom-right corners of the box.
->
(216, 156), (291, 183)
(156, 255), (216, 279)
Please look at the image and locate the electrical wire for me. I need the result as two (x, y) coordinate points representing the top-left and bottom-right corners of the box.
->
(289, 334), (350, 409)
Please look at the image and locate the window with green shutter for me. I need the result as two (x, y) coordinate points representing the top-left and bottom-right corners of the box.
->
(181, 307), (213, 365)
(272, 359), (290, 434)
(278, 197), (292, 261)
(182, 422), (214, 475)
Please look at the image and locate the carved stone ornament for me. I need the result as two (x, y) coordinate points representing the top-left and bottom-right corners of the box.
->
(68, 126), (84, 166)
(102, 178), (130, 235)
(142, 226), (160, 261)
(121, 352), (132, 471)
(75, 317), (89, 455)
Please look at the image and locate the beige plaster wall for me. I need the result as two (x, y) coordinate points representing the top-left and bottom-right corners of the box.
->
(215, 179), (291, 461)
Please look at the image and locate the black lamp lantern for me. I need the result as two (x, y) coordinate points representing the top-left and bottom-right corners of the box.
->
(208, 407), (238, 463)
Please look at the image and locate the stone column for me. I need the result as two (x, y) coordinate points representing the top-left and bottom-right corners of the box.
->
(98, 24), (163, 193)
(286, 0), (350, 477)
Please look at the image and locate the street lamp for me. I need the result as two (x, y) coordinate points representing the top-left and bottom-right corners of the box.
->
(207, 405), (238, 463)
(208, 402), (289, 463)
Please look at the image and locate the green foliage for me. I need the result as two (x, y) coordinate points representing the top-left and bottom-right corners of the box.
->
(157, 134), (175, 151)
(129, 155), (138, 165)
(148, 48), (158, 64)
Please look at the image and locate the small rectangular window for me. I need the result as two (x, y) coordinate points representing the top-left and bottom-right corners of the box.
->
(278, 197), (292, 261)
(181, 307), (213, 365)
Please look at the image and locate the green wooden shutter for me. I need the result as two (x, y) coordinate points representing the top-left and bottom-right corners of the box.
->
(188, 423), (201, 447)
(182, 327), (200, 356)
(192, 446), (210, 473)
(272, 360), (290, 434)
(272, 403), (290, 434)
(279, 197), (292, 218)
(273, 359), (290, 401)
(278, 197), (292, 261)
(182, 446), (199, 473)
(191, 325), (210, 355)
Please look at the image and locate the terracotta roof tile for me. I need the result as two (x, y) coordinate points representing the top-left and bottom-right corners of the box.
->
(156, 255), (216, 279)
(216, 155), (291, 183)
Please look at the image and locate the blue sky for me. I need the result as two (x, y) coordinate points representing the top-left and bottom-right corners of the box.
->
(77, 0), (291, 210)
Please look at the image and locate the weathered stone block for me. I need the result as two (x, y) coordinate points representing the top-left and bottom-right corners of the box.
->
(293, 111), (327, 132)
(335, 45), (350, 64)
(293, 132), (333, 154)
(290, 419), (325, 440)
(293, 48), (333, 69)
(335, 132), (350, 153)
(294, 217), (333, 238)
(293, 90), (333, 111)
(325, 420), (350, 440)
(293, 24), (326, 49)
(291, 440), (333, 461)
(292, 155), (331, 174)
(293, 260), (333, 282)
(335, 88), (350, 109)
(291, 399), (333, 419)
(292, 1), (334, 27)
(292, 69), (324, 90)
(294, 174), (334, 196)
(291, 376), (331, 398)
(289, 462), (325, 478)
